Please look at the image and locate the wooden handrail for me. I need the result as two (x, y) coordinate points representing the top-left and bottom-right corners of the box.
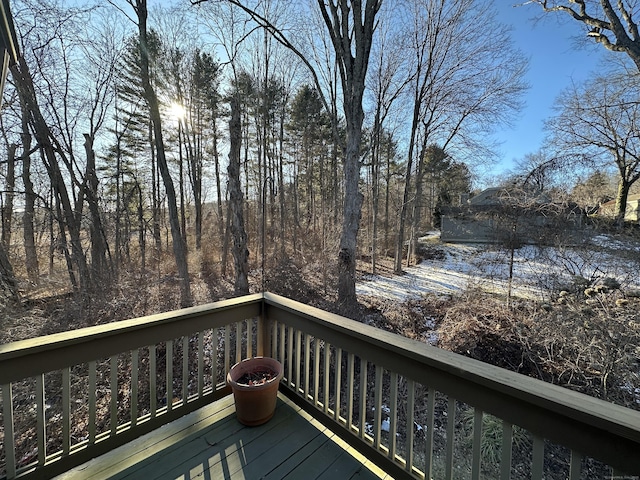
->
(0, 294), (263, 385)
(263, 292), (640, 475)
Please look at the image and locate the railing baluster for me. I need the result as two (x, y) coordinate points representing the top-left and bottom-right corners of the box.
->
(323, 343), (331, 414)
(166, 340), (173, 412)
(131, 350), (138, 426)
(532, 435), (544, 480)
(313, 338), (320, 406)
(334, 347), (342, 423)
(182, 336), (189, 403)
(569, 450), (582, 480)
(501, 421), (513, 480)
(445, 397), (455, 480)
(2, 382), (16, 478)
(295, 330), (302, 395)
(359, 358), (368, 440)
(278, 323), (285, 370)
(287, 326), (293, 388)
(272, 319), (278, 359)
(224, 326), (230, 375)
(63, 367), (71, 453)
(347, 352), (355, 431)
(247, 318), (254, 358)
(149, 345), (157, 417)
(212, 327), (219, 389)
(88, 361), (96, 442)
(405, 379), (415, 473)
(425, 387), (435, 480)
(110, 357), (117, 436)
(304, 334), (311, 400)
(257, 315), (264, 357)
(36, 374), (45, 465)
(197, 332), (204, 397)
(471, 408), (483, 480)
(235, 321), (242, 364)
(373, 365), (383, 450)
(389, 372), (398, 462)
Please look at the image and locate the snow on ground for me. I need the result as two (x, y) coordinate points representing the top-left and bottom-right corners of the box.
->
(357, 232), (640, 303)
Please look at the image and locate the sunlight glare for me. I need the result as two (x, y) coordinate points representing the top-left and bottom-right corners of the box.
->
(170, 102), (186, 120)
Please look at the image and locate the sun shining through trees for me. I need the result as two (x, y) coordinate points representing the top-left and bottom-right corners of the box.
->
(1, 0), (638, 363)
(1, 4), (640, 478)
(169, 101), (186, 121)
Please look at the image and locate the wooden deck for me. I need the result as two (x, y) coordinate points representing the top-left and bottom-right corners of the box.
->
(53, 393), (389, 480)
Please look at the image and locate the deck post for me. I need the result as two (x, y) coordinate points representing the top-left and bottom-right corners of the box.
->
(259, 294), (273, 358)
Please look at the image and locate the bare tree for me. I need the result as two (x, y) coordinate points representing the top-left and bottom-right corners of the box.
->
(547, 72), (640, 223)
(366, 10), (409, 274)
(194, 0), (380, 305)
(128, 0), (192, 306)
(394, 0), (527, 273)
(227, 96), (249, 294)
(529, 0), (640, 70)
(11, 55), (91, 292)
(317, 0), (380, 305)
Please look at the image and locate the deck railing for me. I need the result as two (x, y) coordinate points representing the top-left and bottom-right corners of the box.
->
(0, 294), (266, 479)
(1, 292), (639, 479)
(265, 293), (640, 480)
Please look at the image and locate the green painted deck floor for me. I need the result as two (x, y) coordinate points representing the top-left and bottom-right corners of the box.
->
(55, 393), (389, 480)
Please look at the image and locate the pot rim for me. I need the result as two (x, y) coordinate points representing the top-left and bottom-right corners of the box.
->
(227, 356), (283, 391)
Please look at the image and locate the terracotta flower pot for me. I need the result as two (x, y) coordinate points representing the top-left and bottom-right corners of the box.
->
(227, 356), (283, 426)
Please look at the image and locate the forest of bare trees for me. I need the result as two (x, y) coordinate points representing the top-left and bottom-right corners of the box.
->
(3, 0), (640, 316)
(0, 0), (528, 309)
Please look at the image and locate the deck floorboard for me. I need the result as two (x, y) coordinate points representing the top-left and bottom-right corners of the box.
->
(55, 393), (388, 480)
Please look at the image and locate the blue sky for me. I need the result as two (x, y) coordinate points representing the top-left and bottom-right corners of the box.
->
(489, 3), (606, 176)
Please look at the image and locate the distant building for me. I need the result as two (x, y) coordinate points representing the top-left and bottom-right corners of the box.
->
(598, 194), (640, 222)
(440, 187), (584, 244)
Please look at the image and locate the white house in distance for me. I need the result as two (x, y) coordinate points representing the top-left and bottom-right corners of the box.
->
(598, 194), (640, 222)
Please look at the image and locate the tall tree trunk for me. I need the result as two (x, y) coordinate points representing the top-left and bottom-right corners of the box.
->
(338, 116), (365, 305)
(84, 133), (110, 283)
(150, 119), (161, 253)
(188, 125), (202, 251)
(178, 122), (187, 248)
(395, 159), (413, 273)
(133, 0), (192, 307)
(21, 129), (38, 283)
(137, 183), (146, 271)
(0, 242), (18, 306)
(317, 0), (379, 305)
(222, 198), (231, 277)
(114, 112), (123, 271)
(48, 189), (54, 275)
(278, 99), (287, 260)
(2, 144), (16, 248)
(370, 108), (382, 275)
(614, 176), (631, 226)
(408, 136), (429, 267)
(228, 97), (249, 294)
(395, 74), (424, 273)
(213, 123), (225, 259)
(384, 139), (392, 255)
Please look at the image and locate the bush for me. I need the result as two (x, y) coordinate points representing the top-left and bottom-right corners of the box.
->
(437, 293), (640, 410)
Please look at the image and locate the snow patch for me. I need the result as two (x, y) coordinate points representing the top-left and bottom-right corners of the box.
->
(357, 235), (640, 302)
